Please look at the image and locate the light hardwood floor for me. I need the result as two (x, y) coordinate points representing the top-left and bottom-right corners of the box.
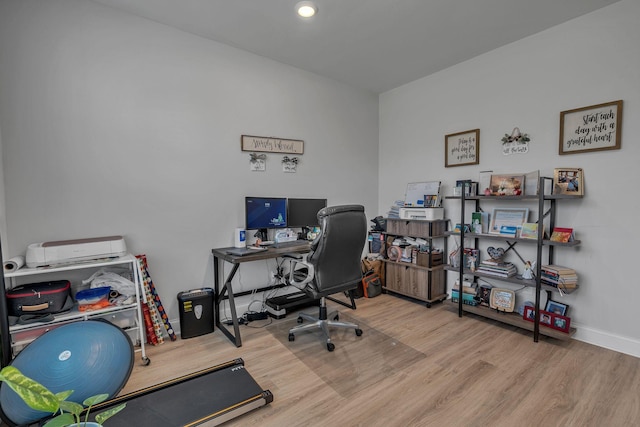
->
(122, 294), (640, 427)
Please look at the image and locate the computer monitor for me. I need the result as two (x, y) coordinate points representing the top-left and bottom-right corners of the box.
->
(287, 198), (327, 228)
(245, 197), (287, 240)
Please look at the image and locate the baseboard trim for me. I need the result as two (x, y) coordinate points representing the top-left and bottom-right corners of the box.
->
(574, 324), (640, 359)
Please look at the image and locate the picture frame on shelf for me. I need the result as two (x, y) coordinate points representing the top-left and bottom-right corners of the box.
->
(545, 300), (569, 316)
(489, 288), (516, 312)
(445, 129), (479, 168)
(489, 208), (529, 235)
(559, 100), (622, 155)
(475, 284), (493, 307)
(523, 306), (536, 321)
(553, 168), (584, 196)
(550, 314), (571, 333)
(520, 223), (540, 240)
(539, 310), (553, 326)
(489, 174), (525, 196)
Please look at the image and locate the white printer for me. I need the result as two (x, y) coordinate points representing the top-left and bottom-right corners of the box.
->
(398, 207), (444, 220)
(26, 235), (127, 268)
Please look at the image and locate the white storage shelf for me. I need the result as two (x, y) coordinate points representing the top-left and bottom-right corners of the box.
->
(3, 254), (150, 365)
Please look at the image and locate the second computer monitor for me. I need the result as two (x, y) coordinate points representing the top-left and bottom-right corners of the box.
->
(287, 198), (327, 228)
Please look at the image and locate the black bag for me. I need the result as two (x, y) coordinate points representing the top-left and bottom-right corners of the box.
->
(362, 271), (382, 298)
(6, 280), (71, 316)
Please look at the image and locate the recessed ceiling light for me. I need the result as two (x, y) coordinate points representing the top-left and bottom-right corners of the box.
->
(296, 1), (317, 18)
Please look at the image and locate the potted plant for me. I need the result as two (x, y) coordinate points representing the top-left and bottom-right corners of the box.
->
(0, 365), (126, 426)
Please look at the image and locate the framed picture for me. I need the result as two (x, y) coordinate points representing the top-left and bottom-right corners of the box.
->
(445, 129), (479, 167)
(550, 313), (571, 333)
(522, 308), (571, 333)
(553, 168), (584, 196)
(489, 174), (525, 196)
(539, 310), (553, 326)
(523, 306), (536, 322)
(545, 300), (568, 316)
(559, 100), (623, 155)
(489, 288), (515, 312)
(475, 284), (493, 307)
(489, 208), (529, 235)
(241, 135), (304, 154)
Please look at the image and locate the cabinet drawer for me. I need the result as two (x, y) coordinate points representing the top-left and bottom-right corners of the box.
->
(386, 219), (447, 238)
(384, 263), (445, 302)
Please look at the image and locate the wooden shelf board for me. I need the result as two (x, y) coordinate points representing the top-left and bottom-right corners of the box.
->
(446, 300), (575, 340)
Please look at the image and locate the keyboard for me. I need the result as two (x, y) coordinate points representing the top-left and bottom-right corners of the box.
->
(272, 240), (310, 249)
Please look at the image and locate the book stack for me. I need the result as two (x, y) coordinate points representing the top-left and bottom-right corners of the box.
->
(541, 265), (578, 289)
(477, 259), (517, 277)
(387, 200), (404, 218)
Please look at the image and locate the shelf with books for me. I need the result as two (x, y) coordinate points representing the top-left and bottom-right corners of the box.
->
(446, 230), (581, 247)
(445, 175), (582, 342)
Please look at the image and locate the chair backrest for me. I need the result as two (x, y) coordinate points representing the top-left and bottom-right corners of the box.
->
(306, 204), (367, 297)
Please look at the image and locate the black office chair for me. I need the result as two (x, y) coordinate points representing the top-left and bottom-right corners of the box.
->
(285, 204), (367, 351)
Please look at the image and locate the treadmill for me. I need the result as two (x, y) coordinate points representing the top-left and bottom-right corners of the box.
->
(91, 358), (272, 426)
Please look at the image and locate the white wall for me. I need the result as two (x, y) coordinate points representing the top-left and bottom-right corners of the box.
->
(380, 0), (640, 356)
(0, 0), (378, 323)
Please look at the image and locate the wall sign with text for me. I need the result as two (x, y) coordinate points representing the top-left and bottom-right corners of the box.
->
(559, 100), (622, 155)
(241, 135), (304, 154)
(445, 129), (479, 167)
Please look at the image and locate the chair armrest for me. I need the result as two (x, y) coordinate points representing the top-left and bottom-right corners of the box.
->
(287, 257), (315, 288)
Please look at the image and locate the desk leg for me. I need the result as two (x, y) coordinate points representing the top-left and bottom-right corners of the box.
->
(214, 256), (242, 347)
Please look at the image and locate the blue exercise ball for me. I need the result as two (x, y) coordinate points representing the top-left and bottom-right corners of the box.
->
(0, 320), (134, 426)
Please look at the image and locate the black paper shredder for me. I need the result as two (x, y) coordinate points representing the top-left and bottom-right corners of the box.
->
(177, 288), (214, 339)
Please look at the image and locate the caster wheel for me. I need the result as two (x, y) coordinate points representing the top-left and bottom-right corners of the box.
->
(426, 302), (432, 308)
(333, 314), (340, 321)
(297, 317), (303, 324)
(327, 342), (335, 352)
(289, 333), (295, 342)
(355, 329), (363, 336)
(142, 356), (151, 366)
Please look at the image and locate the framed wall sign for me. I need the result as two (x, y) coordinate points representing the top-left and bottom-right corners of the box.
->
(445, 129), (479, 167)
(559, 100), (622, 155)
(241, 135), (304, 154)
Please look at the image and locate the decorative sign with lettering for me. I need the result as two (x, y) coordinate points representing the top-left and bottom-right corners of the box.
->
(445, 129), (480, 167)
(241, 135), (304, 154)
(559, 100), (622, 155)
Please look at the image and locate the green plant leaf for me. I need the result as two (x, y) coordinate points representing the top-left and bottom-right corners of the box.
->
(83, 393), (109, 406)
(0, 366), (59, 413)
(59, 400), (84, 416)
(95, 403), (127, 424)
(55, 389), (74, 402)
(42, 413), (75, 427)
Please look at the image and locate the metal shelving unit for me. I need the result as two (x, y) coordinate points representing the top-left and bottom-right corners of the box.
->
(445, 176), (581, 341)
(1, 254), (149, 366)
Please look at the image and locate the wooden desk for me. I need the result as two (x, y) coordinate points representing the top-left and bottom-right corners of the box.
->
(211, 243), (311, 347)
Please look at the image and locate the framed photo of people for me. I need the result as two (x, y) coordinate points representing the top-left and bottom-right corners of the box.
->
(522, 307), (571, 333)
(553, 168), (584, 196)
